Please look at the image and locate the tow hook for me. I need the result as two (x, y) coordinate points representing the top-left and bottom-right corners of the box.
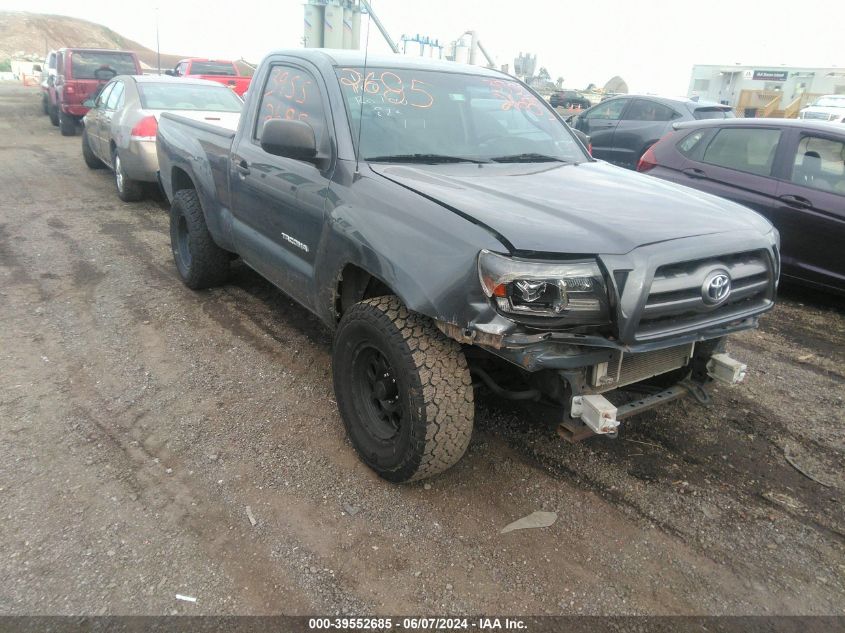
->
(571, 395), (619, 436)
(706, 353), (747, 385)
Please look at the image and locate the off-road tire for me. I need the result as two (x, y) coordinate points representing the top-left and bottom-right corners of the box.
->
(169, 189), (230, 289)
(333, 296), (474, 482)
(81, 129), (104, 169)
(49, 103), (59, 126)
(113, 150), (144, 202)
(41, 94), (48, 115)
(59, 110), (76, 136)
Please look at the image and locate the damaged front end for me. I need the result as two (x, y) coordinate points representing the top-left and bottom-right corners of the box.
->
(434, 234), (776, 442)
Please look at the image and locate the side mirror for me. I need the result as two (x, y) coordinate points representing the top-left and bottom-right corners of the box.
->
(164, 69), (176, 76)
(83, 98), (96, 108)
(260, 118), (317, 161)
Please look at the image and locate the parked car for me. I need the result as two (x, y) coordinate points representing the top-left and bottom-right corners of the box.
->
(568, 95), (734, 169)
(799, 95), (845, 123)
(549, 90), (591, 110)
(39, 49), (57, 116)
(157, 50), (777, 482)
(166, 58), (252, 97)
(638, 118), (844, 293)
(47, 48), (143, 136)
(81, 75), (242, 201)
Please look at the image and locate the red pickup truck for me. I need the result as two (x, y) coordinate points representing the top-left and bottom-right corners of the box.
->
(168, 59), (251, 97)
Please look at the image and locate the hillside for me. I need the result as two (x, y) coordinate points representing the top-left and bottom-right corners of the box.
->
(0, 11), (253, 74)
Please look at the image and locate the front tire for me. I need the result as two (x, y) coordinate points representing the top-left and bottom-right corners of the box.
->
(59, 110), (76, 136)
(333, 296), (475, 482)
(81, 129), (104, 169)
(113, 150), (144, 202)
(169, 189), (230, 289)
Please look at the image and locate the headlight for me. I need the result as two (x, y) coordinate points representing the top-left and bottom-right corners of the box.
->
(477, 250), (610, 325)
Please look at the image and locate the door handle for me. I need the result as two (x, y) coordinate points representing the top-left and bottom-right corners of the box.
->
(778, 194), (812, 209)
(682, 167), (706, 179)
(234, 158), (250, 177)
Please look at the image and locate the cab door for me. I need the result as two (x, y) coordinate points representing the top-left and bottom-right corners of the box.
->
(228, 59), (335, 309)
(774, 130), (845, 291)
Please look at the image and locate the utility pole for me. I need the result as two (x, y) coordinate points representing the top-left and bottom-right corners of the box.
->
(155, 7), (161, 75)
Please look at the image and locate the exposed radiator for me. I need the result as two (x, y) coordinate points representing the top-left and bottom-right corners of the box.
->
(592, 344), (694, 391)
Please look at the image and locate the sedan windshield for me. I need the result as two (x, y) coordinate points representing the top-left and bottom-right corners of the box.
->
(138, 83), (243, 112)
(335, 67), (586, 163)
(813, 96), (845, 108)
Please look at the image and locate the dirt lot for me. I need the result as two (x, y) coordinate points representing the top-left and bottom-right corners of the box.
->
(1, 82), (844, 616)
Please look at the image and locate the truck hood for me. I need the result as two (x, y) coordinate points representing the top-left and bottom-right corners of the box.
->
(370, 160), (772, 255)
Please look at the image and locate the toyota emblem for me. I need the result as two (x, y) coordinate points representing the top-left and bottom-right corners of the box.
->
(702, 270), (731, 305)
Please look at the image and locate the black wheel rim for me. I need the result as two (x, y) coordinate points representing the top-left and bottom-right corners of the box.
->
(176, 214), (191, 270)
(350, 344), (403, 442)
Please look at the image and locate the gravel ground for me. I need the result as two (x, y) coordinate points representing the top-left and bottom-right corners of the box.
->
(0, 83), (843, 616)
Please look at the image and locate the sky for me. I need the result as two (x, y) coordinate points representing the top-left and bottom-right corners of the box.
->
(2, 0), (842, 95)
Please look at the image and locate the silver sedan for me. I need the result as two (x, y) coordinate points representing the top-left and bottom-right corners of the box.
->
(81, 75), (242, 201)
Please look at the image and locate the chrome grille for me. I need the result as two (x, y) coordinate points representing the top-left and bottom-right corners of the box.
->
(636, 250), (774, 341)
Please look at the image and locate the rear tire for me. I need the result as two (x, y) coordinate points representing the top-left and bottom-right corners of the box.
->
(41, 94), (48, 115)
(49, 103), (59, 126)
(333, 296), (475, 482)
(113, 150), (144, 202)
(169, 189), (230, 289)
(59, 110), (76, 136)
(81, 129), (104, 169)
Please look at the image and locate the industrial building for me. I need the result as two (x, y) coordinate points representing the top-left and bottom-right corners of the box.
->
(688, 64), (845, 117)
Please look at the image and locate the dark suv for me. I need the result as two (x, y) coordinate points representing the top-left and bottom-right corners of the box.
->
(569, 95), (733, 169)
(638, 118), (844, 294)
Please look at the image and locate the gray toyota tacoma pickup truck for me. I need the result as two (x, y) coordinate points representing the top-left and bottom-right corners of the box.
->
(156, 50), (779, 482)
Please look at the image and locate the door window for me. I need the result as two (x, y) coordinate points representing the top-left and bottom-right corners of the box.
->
(623, 99), (679, 121)
(105, 82), (124, 110)
(790, 135), (845, 195)
(95, 82), (116, 108)
(702, 127), (781, 176)
(255, 64), (328, 145)
(584, 99), (627, 120)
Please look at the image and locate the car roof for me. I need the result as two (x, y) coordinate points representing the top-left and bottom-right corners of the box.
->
(124, 74), (231, 87)
(674, 117), (845, 134)
(57, 48), (136, 54)
(607, 94), (729, 109)
(263, 48), (506, 78)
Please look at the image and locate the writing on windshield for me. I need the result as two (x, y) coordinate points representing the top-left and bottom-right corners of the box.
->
(335, 66), (585, 164)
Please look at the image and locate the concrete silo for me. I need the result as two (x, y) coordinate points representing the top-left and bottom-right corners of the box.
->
(303, 2), (324, 48)
(323, 2), (344, 49)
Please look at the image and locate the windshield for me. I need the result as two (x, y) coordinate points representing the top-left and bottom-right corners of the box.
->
(71, 51), (137, 79)
(335, 67), (586, 163)
(190, 61), (237, 76)
(813, 96), (845, 108)
(138, 83), (243, 112)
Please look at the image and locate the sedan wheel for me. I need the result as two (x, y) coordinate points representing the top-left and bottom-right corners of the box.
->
(112, 151), (144, 202)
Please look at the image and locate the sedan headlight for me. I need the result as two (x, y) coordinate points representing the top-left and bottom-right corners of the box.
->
(477, 250), (610, 325)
